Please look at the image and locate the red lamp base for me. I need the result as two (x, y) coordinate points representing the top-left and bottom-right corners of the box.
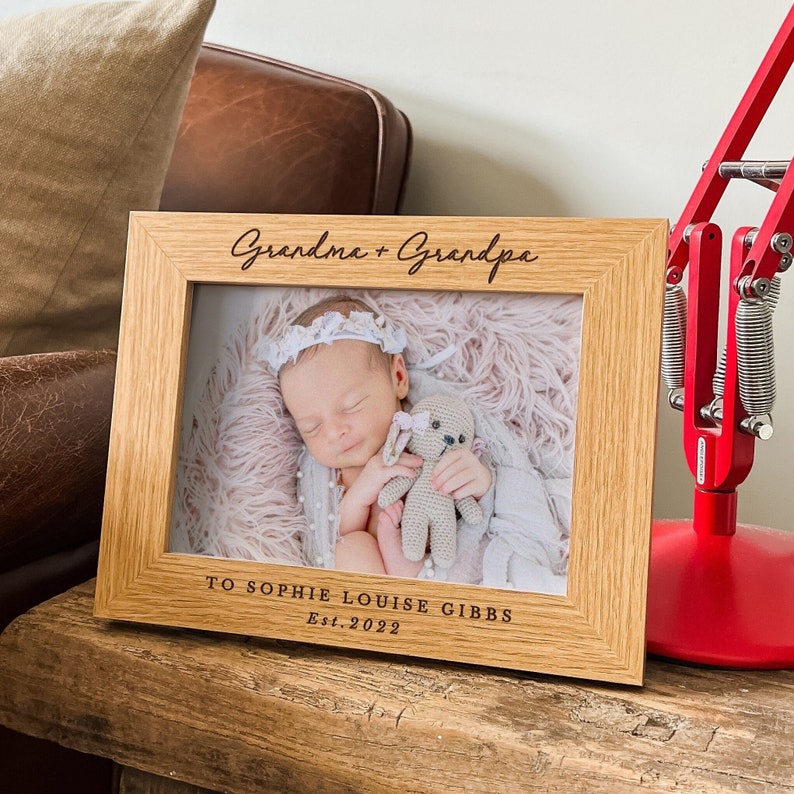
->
(646, 519), (794, 668)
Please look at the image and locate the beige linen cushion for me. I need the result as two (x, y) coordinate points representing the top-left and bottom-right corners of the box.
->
(0, 0), (215, 356)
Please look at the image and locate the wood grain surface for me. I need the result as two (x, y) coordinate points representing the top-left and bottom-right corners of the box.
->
(1, 581), (793, 793)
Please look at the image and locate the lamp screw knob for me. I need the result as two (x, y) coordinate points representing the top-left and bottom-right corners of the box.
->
(771, 232), (793, 253)
(738, 276), (771, 300)
(744, 228), (759, 248)
(740, 416), (774, 440)
(753, 278), (772, 298)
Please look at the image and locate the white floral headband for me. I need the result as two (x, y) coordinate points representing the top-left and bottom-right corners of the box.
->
(266, 310), (407, 373)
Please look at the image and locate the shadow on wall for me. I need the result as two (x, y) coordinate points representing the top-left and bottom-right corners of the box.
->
(396, 100), (571, 217)
(652, 395), (696, 520)
(403, 137), (570, 217)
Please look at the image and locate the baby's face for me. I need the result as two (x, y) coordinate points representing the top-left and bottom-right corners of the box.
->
(280, 340), (408, 472)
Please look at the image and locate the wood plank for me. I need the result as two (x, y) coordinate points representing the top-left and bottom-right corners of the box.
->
(1, 581), (793, 793)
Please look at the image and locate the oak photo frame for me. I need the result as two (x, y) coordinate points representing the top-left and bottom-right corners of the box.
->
(95, 212), (667, 685)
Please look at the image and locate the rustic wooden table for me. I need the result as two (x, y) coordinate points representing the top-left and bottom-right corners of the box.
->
(0, 580), (792, 793)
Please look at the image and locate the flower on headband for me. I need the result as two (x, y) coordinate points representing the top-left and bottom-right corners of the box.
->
(265, 310), (407, 373)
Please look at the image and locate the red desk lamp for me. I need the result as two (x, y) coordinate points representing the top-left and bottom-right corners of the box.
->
(646, 5), (794, 667)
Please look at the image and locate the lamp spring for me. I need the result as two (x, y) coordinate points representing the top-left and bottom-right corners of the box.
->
(713, 274), (780, 403)
(735, 295), (776, 416)
(661, 284), (687, 390)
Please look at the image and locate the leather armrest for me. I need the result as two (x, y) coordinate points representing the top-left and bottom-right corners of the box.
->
(160, 43), (412, 215)
(0, 350), (116, 572)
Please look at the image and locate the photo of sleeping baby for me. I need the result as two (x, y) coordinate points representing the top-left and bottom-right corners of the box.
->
(171, 287), (582, 596)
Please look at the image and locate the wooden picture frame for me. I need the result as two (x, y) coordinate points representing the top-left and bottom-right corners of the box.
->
(95, 212), (667, 685)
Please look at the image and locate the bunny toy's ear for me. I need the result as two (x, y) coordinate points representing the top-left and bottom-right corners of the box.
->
(382, 411), (413, 466)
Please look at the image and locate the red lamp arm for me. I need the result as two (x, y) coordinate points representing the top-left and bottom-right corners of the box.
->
(667, 5), (794, 286)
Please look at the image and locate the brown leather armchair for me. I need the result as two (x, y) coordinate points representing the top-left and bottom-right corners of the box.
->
(0, 43), (411, 793)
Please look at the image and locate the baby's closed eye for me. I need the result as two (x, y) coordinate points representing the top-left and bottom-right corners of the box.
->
(299, 421), (322, 437)
(341, 396), (367, 413)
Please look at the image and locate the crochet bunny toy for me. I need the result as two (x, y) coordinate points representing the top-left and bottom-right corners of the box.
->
(379, 394), (483, 568)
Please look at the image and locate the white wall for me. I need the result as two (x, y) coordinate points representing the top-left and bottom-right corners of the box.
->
(7, 0), (794, 530)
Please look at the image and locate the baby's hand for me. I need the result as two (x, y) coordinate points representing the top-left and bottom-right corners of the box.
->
(377, 500), (404, 538)
(338, 451), (420, 537)
(348, 451), (422, 508)
(431, 449), (492, 500)
(376, 500), (425, 578)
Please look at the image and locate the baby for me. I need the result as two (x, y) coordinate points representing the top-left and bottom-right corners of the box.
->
(268, 296), (492, 577)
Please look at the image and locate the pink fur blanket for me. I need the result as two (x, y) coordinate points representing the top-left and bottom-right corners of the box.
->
(171, 288), (581, 565)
